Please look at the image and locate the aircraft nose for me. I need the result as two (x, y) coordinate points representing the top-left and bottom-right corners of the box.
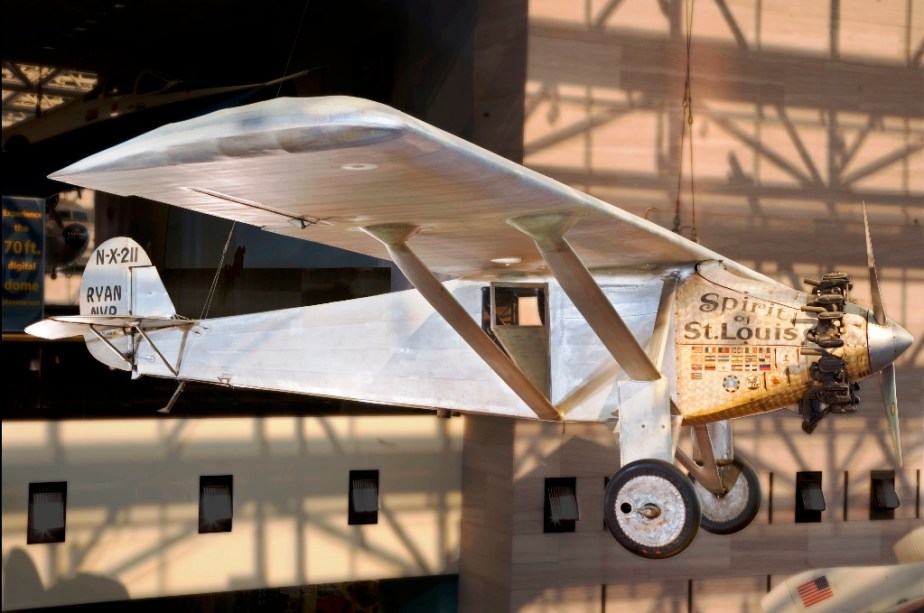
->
(868, 318), (914, 374)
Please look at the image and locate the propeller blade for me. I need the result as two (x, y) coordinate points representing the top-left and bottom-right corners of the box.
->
(863, 203), (904, 467)
(881, 364), (902, 467)
(862, 203), (887, 325)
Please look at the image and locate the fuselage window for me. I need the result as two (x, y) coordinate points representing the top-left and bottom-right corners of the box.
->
(487, 286), (546, 327)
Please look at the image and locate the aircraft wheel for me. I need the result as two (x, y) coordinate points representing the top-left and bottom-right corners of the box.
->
(689, 456), (761, 535)
(604, 459), (700, 559)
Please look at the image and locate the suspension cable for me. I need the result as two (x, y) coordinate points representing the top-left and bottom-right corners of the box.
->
(276, 0), (312, 98)
(673, 0), (698, 242)
(200, 221), (237, 320)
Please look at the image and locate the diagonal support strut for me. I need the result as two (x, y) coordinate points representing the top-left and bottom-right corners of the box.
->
(508, 212), (661, 381)
(362, 223), (561, 421)
(510, 212), (675, 464)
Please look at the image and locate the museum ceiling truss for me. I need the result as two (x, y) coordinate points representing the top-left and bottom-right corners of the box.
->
(2, 61), (97, 127)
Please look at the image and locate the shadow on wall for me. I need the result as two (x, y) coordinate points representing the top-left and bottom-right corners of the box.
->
(3, 548), (129, 611)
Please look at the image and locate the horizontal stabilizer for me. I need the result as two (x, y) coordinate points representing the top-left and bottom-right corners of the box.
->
(25, 315), (195, 340)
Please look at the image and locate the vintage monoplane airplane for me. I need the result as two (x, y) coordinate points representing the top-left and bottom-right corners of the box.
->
(25, 96), (913, 559)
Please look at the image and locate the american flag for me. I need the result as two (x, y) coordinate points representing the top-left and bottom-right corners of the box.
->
(797, 575), (833, 607)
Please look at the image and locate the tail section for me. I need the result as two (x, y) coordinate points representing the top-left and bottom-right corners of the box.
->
(26, 237), (190, 373)
(79, 236), (175, 318)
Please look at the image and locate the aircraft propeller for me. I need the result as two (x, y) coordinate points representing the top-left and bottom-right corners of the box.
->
(863, 203), (906, 467)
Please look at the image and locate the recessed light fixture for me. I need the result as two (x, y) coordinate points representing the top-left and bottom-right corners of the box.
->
(341, 163), (377, 171)
(491, 256), (522, 266)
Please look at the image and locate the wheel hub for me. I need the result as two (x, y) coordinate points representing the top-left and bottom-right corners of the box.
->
(614, 474), (686, 547)
(697, 469), (749, 520)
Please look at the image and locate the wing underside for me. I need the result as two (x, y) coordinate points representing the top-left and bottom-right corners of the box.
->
(51, 96), (777, 284)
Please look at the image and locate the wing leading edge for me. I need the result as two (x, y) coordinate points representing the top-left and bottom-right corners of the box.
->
(51, 95), (776, 284)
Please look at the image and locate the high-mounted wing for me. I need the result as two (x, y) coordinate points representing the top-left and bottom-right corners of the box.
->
(51, 96), (778, 284)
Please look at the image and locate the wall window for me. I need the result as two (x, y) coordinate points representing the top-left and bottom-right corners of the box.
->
(870, 470), (900, 520)
(349, 470), (379, 525)
(795, 471), (825, 523)
(199, 475), (233, 534)
(544, 477), (578, 533)
(28, 482), (67, 544)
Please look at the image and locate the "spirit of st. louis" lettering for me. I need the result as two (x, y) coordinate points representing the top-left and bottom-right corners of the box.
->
(683, 292), (800, 341)
(683, 320), (799, 341)
(698, 292), (792, 321)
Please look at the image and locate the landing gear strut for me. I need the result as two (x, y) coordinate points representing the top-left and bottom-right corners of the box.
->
(675, 423), (762, 536)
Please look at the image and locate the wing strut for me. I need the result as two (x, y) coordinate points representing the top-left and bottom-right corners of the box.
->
(362, 223), (561, 421)
(508, 213), (661, 381)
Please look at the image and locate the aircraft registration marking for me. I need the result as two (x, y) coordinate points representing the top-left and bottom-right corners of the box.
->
(95, 246), (140, 266)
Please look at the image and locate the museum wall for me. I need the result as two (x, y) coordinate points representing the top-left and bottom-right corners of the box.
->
(1, 415), (463, 610)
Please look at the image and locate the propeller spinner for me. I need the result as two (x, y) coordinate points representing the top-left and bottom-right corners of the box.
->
(863, 204), (913, 467)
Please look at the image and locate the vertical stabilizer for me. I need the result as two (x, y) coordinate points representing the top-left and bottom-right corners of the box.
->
(78, 237), (175, 373)
(80, 236), (175, 318)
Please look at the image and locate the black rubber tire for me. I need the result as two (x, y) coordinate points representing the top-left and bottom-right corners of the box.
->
(604, 459), (701, 559)
(689, 456), (761, 535)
